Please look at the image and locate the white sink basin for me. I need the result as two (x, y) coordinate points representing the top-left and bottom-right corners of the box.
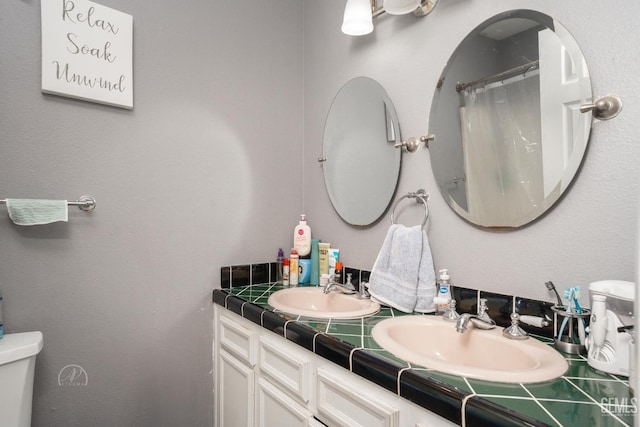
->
(372, 315), (568, 383)
(268, 287), (380, 319)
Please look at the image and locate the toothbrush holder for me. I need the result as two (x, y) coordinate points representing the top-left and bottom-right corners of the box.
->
(551, 305), (590, 355)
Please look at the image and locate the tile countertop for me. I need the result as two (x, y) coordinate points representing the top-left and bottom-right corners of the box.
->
(212, 283), (635, 427)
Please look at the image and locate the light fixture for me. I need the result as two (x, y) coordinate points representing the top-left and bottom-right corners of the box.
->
(341, 0), (438, 36)
(341, 0), (374, 36)
(383, 0), (421, 15)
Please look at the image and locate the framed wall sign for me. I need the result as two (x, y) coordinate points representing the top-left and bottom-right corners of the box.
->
(41, 0), (133, 109)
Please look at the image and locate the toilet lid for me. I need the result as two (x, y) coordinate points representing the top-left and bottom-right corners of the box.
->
(0, 331), (43, 366)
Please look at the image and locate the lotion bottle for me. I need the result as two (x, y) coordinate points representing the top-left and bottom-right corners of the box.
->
(293, 215), (312, 257)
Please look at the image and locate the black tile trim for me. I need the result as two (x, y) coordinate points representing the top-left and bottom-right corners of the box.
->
(226, 295), (245, 316)
(314, 333), (352, 370)
(351, 349), (404, 395)
(399, 369), (466, 424)
(242, 302), (264, 325)
(465, 395), (552, 427)
(284, 321), (317, 352)
(212, 289), (228, 306)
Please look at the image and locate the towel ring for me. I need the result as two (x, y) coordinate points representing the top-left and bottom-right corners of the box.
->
(390, 189), (430, 229)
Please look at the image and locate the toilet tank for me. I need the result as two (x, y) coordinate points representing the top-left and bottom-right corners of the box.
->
(0, 331), (44, 427)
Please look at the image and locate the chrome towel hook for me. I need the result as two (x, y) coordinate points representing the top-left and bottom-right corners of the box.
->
(390, 189), (430, 229)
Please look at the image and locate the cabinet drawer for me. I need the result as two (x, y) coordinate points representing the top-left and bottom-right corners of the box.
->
(219, 312), (257, 366)
(259, 335), (312, 403)
(316, 368), (399, 427)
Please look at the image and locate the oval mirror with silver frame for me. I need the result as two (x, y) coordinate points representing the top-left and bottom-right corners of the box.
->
(322, 76), (402, 226)
(428, 10), (593, 228)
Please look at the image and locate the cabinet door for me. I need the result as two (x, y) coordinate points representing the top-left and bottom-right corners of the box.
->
(218, 349), (255, 427)
(256, 377), (314, 427)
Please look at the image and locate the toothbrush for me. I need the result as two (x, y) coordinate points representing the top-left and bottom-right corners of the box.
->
(545, 281), (564, 308)
(572, 286), (586, 345)
(556, 288), (573, 342)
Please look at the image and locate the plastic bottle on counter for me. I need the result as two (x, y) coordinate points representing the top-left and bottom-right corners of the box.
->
(276, 248), (284, 283)
(293, 215), (312, 257)
(434, 269), (452, 314)
(282, 258), (290, 287)
(289, 248), (299, 286)
(334, 261), (343, 285)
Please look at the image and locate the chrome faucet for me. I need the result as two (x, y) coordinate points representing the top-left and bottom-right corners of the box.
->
(323, 273), (356, 294)
(455, 298), (496, 332)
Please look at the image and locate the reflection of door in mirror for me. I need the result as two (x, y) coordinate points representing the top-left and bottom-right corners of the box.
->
(539, 27), (591, 197)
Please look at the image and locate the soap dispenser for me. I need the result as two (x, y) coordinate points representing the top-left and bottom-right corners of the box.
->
(293, 215), (311, 257)
(434, 269), (452, 314)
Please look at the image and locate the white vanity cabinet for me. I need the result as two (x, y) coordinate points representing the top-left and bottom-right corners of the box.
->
(214, 306), (456, 427)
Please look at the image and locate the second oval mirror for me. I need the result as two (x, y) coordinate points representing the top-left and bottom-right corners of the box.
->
(322, 77), (402, 226)
(429, 10), (593, 228)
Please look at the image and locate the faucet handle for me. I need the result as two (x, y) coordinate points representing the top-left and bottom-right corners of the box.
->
(503, 312), (529, 340)
(357, 281), (370, 300)
(477, 298), (494, 323)
(478, 298), (488, 314)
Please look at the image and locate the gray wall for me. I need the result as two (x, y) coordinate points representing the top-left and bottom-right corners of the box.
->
(302, 0), (639, 304)
(0, 0), (302, 425)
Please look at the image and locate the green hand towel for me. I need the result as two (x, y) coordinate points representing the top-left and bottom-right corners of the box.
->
(6, 199), (68, 225)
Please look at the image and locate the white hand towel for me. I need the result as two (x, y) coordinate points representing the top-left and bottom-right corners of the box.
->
(369, 224), (423, 313)
(414, 228), (436, 313)
(6, 199), (68, 226)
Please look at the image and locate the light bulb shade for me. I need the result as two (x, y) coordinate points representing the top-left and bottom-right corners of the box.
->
(383, 0), (421, 15)
(341, 0), (373, 36)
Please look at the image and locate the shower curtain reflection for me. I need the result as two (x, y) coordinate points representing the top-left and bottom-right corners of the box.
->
(459, 72), (543, 227)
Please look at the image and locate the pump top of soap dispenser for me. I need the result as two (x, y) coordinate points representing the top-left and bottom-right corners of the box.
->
(439, 269), (450, 282)
(299, 214), (307, 224)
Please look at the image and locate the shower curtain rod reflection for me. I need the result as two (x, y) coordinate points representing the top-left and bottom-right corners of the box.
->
(0, 196), (97, 212)
(456, 60), (539, 93)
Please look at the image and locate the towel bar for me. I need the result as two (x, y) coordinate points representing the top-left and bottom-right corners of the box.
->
(390, 189), (429, 229)
(0, 196), (96, 212)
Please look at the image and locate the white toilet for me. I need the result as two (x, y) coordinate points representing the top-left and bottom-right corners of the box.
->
(0, 331), (43, 427)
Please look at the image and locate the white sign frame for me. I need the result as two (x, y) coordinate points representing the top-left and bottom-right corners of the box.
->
(41, 0), (133, 109)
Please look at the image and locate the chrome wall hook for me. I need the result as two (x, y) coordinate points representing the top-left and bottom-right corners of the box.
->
(394, 134), (434, 152)
(580, 95), (622, 121)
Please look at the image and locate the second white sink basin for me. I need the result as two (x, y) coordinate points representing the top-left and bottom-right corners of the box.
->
(268, 287), (380, 319)
(372, 315), (568, 383)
